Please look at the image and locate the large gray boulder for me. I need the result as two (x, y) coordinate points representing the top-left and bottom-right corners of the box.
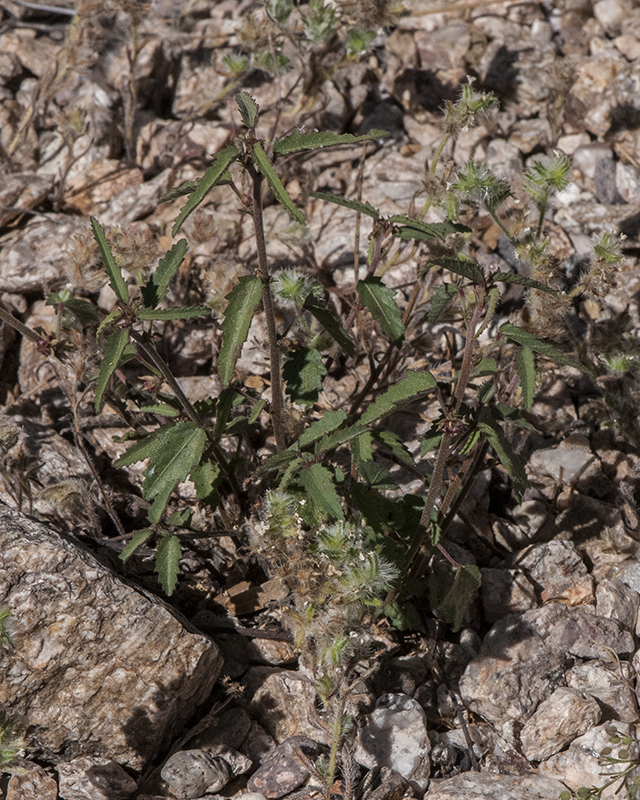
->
(0, 505), (222, 770)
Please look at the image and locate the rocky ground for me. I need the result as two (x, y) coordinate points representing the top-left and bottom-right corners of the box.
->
(2, 0), (640, 798)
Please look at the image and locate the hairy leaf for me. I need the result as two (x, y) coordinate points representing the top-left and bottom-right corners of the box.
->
(361, 370), (436, 425)
(299, 463), (344, 520)
(90, 217), (129, 304)
(136, 305), (211, 321)
(373, 430), (415, 465)
(259, 447), (300, 474)
(172, 145), (241, 235)
(299, 411), (348, 448)
(57, 297), (103, 326)
(139, 403), (180, 417)
(492, 271), (556, 295)
(190, 461), (220, 501)
(304, 297), (355, 356)
(236, 92), (259, 128)
(494, 402), (538, 432)
(428, 283), (458, 323)
(472, 357), (498, 376)
(356, 460), (394, 488)
(115, 421), (207, 523)
(351, 431), (374, 463)
(391, 216), (470, 241)
(251, 141), (306, 225)
(95, 328), (130, 412)
(283, 347), (327, 405)
(516, 345), (536, 412)
(432, 563), (481, 632)
(120, 528), (153, 562)
(477, 408), (528, 496)
(421, 427), (443, 456)
(427, 255), (484, 283)
(499, 323), (590, 373)
(273, 129), (389, 156)
(141, 239), (188, 308)
(358, 277), (405, 345)
(219, 276), (263, 386)
(309, 191), (380, 219)
(156, 533), (181, 595)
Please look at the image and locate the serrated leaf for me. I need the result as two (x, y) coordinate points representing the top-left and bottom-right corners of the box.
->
(95, 328), (130, 412)
(477, 380), (496, 404)
(283, 347), (327, 405)
(259, 447), (300, 474)
(391, 217), (470, 241)
(120, 528), (153, 561)
(421, 427), (443, 456)
(373, 429), (415, 465)
(156, 533), (181, 595)
(139, 403), (181, 417)
(492, 271), (556, 295)
(516, 345), (536, 412)
(428, 283), (458, 323)
(116, 421), (207, 523)
(190, 461), (220, 499)
(351, 431), (373, 463)
(251, 141), (306, 225)
(357, 460), (394, 488)
(304, 297), (355, 356)
(361, 370), (436, 425)
(358, 277), (405, 345)
(499, 323), (590, 373)
(299, 463), (344, 520)
(141, 239), (188, 308)
(472, 357), (498, 376)
(63, 298), (103, 326)
(136, 305), (211, 321)
(159, 173), (233, 204)
(432, 563), (481, 632)
(236, 92), (260, 127)
(309, 191), (380, 219)
(477, 408), (528, 496)
(96, 307), (123, 342)
(90, 217), (129, 304)
(427, 255), (484, 283)
(172, 145), (241, 235)
(299, 411), (348, 448)
(218, 275), (263, 386)
(494, 403), (538, 432)
(273, 128), (390, 156)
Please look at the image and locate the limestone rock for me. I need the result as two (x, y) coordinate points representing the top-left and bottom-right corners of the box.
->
(423, 772), (566, 799)
(596, 578), (640, 633)
(520, 687), (601, 762)
(247, 736), (328, 799)
(511, 540), (594, 606)
(566, 660), (639, 722)
(245, 668), (321, 744)
(6, 759), (58, 800)
(57, 756), (137, 800)
(0, 505), (222, 769)
(356, 693), (431, 791)
(161, 745), (251, 800)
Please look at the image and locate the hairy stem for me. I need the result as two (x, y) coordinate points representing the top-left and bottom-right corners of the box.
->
(249, 167), (286, 451)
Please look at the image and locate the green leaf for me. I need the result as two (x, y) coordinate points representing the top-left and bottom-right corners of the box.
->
(299, 411), (348, 448)
(190, 461), (220, 500)
(159, 173), (233, 204)
(304, 297), (355, 356)
(95, 328), (130, 412)
(309, 191), (380, 219)
(494, 403), (538, 432)
(283, 347), (327, 405)
(218, 275), (263, 386)
(390, 216), (470, 241)
(116, 422), (207, 524)
(90, 217), (129, 304)
(361, 370), (436, 425)
(356, 460), (394, 488)
(427, 255), (484, 283)
(358, 277), (404, 345)
(432, 563), (481, 632)
(499, 323), (590, 373)
(141, 239), (188, 308)
(120, 528), (153, 561)
(351, 431), (373, 463)
(259, 447), (300, 474)
(477, 408), (528, 496)
(472, 357), (498, 376)
(236, 92), (259, 128)
(96, 307), (123, 343)
(299, 463), (344, 520)
(156, 533), (181, 595)
(428, 283), (458, 323)
(492, 271), (556, 295)
(516, 345), (536, 412)
(136, 305), (211, 321)
(273, 129), (390, 156)
(251, 141), (306, 225)
(139, 403), (180, 417)
(373, 429), (415, 465)
(172, 145), (241, 235)
(61, 298), (103, 326)
(421, 427), (443, 456)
